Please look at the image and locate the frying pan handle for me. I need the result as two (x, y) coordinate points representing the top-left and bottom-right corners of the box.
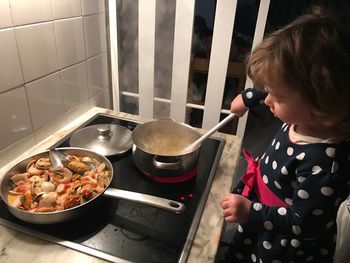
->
(153, 156), (180, 170)
(103, 188), (185, 213)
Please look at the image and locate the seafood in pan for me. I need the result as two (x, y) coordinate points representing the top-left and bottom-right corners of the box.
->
(7, 154), (111, 212)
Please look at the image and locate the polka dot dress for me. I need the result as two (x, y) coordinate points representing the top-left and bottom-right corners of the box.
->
(225, 88), (350, 263)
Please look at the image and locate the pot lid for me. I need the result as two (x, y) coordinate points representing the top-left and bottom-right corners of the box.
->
(69, 124), (133, 156)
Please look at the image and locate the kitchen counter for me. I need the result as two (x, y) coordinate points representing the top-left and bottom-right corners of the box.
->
(0, 107), (242, 263)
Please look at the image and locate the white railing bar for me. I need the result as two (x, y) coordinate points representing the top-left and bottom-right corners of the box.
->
(121, 91), (139, 98)
(236, 0), (271, 138)
(170, 0), (195, 122)
(202, 0), (238, 130)
(138, 0), (155, 117)
(108, 0), (120, 111)
(121, 91), (231, 115)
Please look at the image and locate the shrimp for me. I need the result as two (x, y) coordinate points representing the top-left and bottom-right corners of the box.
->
(51, 167), (73, 184)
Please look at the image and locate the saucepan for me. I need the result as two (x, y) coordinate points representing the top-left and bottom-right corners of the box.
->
(131, 114), (236, 178)
(132, 119), (202, 178)
(0, 147), (185, 224)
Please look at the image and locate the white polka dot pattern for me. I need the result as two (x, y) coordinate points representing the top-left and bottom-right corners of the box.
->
(280, 239), (288, 247)
(321, 187), (334, 196)
(331, 161), (339, 173)
(292, 225), (302, 235)
(275, 141), (280, 150)
(238, 224), (243, 233)
(297, 176), (305, 183)
(281, 166), (288, 175)
(312, 166), (322, 175)
(291, 239), (301, 248)
(297, 189), (309, 199)
(263, 241), (272, 249)
(253, 203), (263, 211)
(265, 156), (269, 164)
(234, 91), (350, 262)
(285, 198), (293, 205)
(312, 209), (323, 216)
(274, 181), (281, 189)
(263, 175), (269, 184)
(246, 91), (253, 99)
(264, 221), (274, 230)
(326, 147), (335, 157)
(277, 207), (287, 215)
(272, 161), (277, 170)
(296, 152), (305, 160)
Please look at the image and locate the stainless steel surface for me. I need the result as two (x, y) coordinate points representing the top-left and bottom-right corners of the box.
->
(49, 149), (95, 172)
(103, 188), (185, 213)
(0, 147), (185, 224)
(69, 124), (133, 156)
(49, 149), (68, 170)
(132, 119), (201, 156)
(131, 119), (201, 177)
(181, 113), (236, 153)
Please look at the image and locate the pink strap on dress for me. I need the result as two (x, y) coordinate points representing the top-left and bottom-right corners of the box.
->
(241, 149), (291, 208)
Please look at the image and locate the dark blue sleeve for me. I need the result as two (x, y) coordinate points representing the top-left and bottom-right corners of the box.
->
(241, 88), (267, 108)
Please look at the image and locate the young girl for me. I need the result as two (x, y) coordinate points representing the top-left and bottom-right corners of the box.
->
(220, 7), (350, 262)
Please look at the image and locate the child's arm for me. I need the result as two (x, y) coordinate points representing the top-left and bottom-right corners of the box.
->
(230, 88), (267, 114)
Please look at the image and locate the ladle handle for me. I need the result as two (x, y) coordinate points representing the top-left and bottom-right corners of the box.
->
(185, 113), (236, 152)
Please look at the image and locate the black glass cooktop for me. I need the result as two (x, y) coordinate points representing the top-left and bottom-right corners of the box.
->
(0, 113), (225, 263)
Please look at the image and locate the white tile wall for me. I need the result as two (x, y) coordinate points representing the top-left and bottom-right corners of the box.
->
(83, 14), (107, 58)
(0, 0), (110, 161)
(87, 53), (108, 96)
(89, 88), (111, 109)
(54, 17), (86, 68)
(15, 22), (59, 82)
(82, 0), (105, 16)
(10, 0), (53, 26)
(0, 87), (33, 149)
(0, 28), (24, 92)
(0, 0), (12, 29)
(60, 62), (89, 110)
(51, 0), (82, 19)
(25, 72), (65, 131)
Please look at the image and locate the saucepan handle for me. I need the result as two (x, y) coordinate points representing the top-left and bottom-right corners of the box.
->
(153, 156), (181, 170)
(103, 188), (185, 213)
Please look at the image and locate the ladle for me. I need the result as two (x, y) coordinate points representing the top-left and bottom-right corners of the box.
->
(49, 149), (95, 172)
(182, 113), (236, 153)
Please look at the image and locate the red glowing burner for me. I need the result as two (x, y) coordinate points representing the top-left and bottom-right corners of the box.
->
(143, 166), (199, 183)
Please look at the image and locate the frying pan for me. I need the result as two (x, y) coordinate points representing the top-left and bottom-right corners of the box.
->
(0, 147), (185, 224)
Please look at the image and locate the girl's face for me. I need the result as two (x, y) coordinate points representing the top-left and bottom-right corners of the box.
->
(263, 84), (313, 126)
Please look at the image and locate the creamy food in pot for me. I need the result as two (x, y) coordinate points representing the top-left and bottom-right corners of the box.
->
(7, 154), (111, 213)
(142, 135), (193, 155)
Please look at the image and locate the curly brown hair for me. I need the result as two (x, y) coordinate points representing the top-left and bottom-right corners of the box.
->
(247, 6), (350, 136)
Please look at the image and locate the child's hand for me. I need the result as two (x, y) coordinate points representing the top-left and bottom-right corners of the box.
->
(220, 193), (252, 223)
(230, 94), (248, 117)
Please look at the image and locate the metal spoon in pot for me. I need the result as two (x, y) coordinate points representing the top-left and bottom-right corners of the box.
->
(49, 149), (95, 173)
(181, 113), (236, 153)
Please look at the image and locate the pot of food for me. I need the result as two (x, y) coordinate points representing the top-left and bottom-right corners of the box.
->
(0, 147), (185, 224)
(132, 119), (201, 177)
